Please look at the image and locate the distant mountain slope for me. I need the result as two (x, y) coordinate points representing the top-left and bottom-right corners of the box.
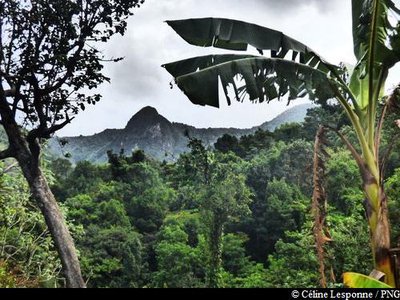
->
(47, 103), (314, 163)
(258, 104), (314, 132)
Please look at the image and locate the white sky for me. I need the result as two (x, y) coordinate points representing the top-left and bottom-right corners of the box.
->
(59, 0), (400, 136)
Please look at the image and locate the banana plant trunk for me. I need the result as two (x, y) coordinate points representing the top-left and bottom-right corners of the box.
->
(363, 169), (395, 287)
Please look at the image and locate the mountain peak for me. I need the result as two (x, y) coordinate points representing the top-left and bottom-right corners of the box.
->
(125, 106), (170, 130)
(135, 106), (159, 117)
(50, 104), (313, 164)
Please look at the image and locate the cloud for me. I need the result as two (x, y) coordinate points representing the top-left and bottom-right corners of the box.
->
(102, 0), (338, 103)
(59, 0), (351, 136)
(100, 0), (196, 102)
(248, 0), (340, 12)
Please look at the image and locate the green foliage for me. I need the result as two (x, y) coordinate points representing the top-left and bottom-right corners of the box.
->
(385, 168), (400, 244)
(214, 134), (242, 156)
(262, 179), (308, 255)
(274, 123), (303, 143)
(164, 139), (254, 287)
(0, 262), (17, 288)
(344, 272), (392, 288)
(200, 169), (252, 287)
(5, 94), (396, 288)
(266, 225), (319, 288)
(238, 141), (312, 262)
(4, 0), (400, 289)
(153, 224), (205, 288)
(326, 150), (362, 215)
(65, 185), (144, 287)
(0, 162), (62, 287)
(264, 190), (371, 289)
(271, 140), (314, 195)
(129, 186), (175, 234)
(326, 213), (372, 279)
(56, 161), (109, 201)
(237, 129), (274, 159)
(107, 150), (147, 182)
(124, 161), (176, 234)
(80, 226), (143, 288)
(220, 233), (268, 288)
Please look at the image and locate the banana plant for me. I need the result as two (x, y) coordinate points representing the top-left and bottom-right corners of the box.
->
(163, 1), (400, 287)
(344, 272), (392, 288)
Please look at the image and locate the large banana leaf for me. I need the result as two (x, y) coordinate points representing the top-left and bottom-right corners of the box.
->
(352, 0), (400, 68)
(164, 56), (337, 108)
(343, 272), (392, 288)
(166, 18), (341, 74)
(163, 54), (256, 78)
(350, 0), (400, 109)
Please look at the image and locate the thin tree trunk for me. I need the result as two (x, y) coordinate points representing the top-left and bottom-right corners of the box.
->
(207, 215), (223, 288)
(20, 163), (86, 288)
(2, 120), (85, 288)
(0, 81), (85, 287)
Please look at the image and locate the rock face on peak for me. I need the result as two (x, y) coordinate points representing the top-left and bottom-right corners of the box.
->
(47, 104), (314, 164)
(134, 106), (159, 117)
(125, 106), (169, 131)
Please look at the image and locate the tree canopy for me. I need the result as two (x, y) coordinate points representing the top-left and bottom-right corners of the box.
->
(0, 0), (145, 287)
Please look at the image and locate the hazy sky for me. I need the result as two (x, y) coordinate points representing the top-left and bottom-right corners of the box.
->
(58, 0), (400, 136)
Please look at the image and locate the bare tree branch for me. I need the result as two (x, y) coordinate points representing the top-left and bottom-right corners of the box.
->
(1, 161), (18, 174)
(28, 116), (74, 141)
(3, 88), (16, 97)
(0, 147), (14, 160)
(42, 42), (86, 94)
(45, 117), (75, 137)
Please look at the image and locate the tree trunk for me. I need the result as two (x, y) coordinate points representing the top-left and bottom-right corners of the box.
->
(0, 83), (85, 287)
(2, 122), (86, 287)
(364, 179), (395, 287)
(207, 215), (223, 288)
(21, 163), (86, 288)
(18, 163), (85, 287)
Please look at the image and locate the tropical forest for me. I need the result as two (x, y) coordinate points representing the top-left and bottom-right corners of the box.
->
(1, 0), (400, 289)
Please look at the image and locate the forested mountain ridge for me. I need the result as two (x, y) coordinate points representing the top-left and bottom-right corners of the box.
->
(47, 103), (313, 163)
(2, 102), (400, 288)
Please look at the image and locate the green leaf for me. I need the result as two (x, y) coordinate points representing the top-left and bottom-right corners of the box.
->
(352, 0), (400, 66)
(343, 272), (392, 288)
(163, 54), (256, 78)
(165, 18), (340, 73)
(164, 56), (337, 108)
(350, 0), (400, 109)
(166, 18), (306, 54)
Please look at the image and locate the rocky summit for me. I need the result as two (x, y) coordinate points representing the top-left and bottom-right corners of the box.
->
(47, 103), (314, 164)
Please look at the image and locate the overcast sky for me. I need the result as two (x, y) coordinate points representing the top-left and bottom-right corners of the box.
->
(59, 0), (400, 136)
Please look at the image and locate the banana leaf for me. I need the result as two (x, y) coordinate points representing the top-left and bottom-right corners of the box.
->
(343, 272), (392, 288)
(164, 56), (337, 108)
(350, 0), (400, 109)
(166, 18), (341, 74)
